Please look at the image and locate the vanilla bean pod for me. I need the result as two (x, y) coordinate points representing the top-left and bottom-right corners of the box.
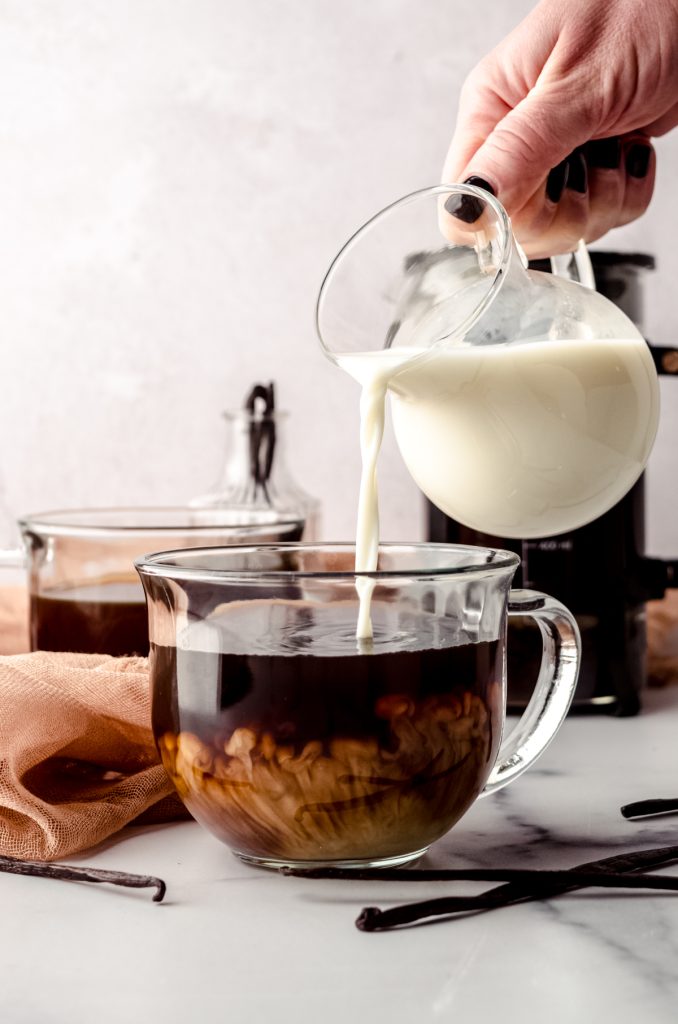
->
(282, 844), (678, 884)
(0, 855), (166, 902)
(354, 870), (678, 931)
(283, 844), (678, 931)
(246, 382), (276, 503)
(621, 797), (678, 819)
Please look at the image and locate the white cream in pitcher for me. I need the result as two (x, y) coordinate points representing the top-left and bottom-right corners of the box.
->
(339, 336), (659, 639)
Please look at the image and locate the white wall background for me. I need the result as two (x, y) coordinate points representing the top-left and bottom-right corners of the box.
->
(0, 0), (676, 553)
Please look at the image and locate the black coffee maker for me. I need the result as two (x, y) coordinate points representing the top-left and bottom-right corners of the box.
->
(428, 252), (678, 715)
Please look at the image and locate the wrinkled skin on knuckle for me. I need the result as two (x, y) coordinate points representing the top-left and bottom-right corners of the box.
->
(458, 64), (510, 130)
(550, 0), (678, 133)
(487, 122), (536, 168)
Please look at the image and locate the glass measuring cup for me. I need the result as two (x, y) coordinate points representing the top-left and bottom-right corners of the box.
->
(0, 507), (304, 656)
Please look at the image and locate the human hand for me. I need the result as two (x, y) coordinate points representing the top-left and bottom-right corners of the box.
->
(443, 0), (678, 256)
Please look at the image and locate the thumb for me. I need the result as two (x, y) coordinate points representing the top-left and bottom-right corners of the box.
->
(446, 83), (595, 212)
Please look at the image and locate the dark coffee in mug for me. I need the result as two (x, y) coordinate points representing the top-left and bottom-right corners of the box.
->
(151, 599), (503, 863)
(31, 582), (149, 657)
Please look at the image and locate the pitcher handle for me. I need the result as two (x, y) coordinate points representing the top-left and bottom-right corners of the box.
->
(549, 239), (596, 290)
(482, 589), (581, 796)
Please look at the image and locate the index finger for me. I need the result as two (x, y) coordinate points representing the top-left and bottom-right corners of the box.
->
(442, 68), (512, 183)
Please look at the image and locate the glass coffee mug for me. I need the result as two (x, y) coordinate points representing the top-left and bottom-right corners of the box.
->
(1, 507), (304, 657)
(136, 542), (580, 870)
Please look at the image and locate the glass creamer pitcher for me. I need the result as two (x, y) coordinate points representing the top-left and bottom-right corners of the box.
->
(317, 184), (660, 539)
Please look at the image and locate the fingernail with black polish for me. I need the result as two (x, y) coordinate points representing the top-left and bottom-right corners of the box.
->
(444, 177), (496, 224)
(566, 150), (588, 193)
(546, 160), (569, 203)
(587, 137), (622, 169)
(463, 176), (496, 195)
(626, 143), (651, 179)
(444, 192), (484, 223)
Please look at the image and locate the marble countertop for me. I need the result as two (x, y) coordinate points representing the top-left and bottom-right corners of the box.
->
(4, 687), (678, 1024)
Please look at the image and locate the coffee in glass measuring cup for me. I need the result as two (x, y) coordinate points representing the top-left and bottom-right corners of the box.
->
(5, 507), (304, 656)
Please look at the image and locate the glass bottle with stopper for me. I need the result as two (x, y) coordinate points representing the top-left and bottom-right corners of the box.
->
(190, 382), (321, 540)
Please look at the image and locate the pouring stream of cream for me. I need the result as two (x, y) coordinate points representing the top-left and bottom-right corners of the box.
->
(337, 351), (414, 640)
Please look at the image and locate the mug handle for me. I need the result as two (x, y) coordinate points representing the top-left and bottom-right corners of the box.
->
(482, 588), (581, 796)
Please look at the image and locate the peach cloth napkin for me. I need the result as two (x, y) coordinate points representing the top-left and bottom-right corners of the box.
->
(0, 651), (186, 862)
